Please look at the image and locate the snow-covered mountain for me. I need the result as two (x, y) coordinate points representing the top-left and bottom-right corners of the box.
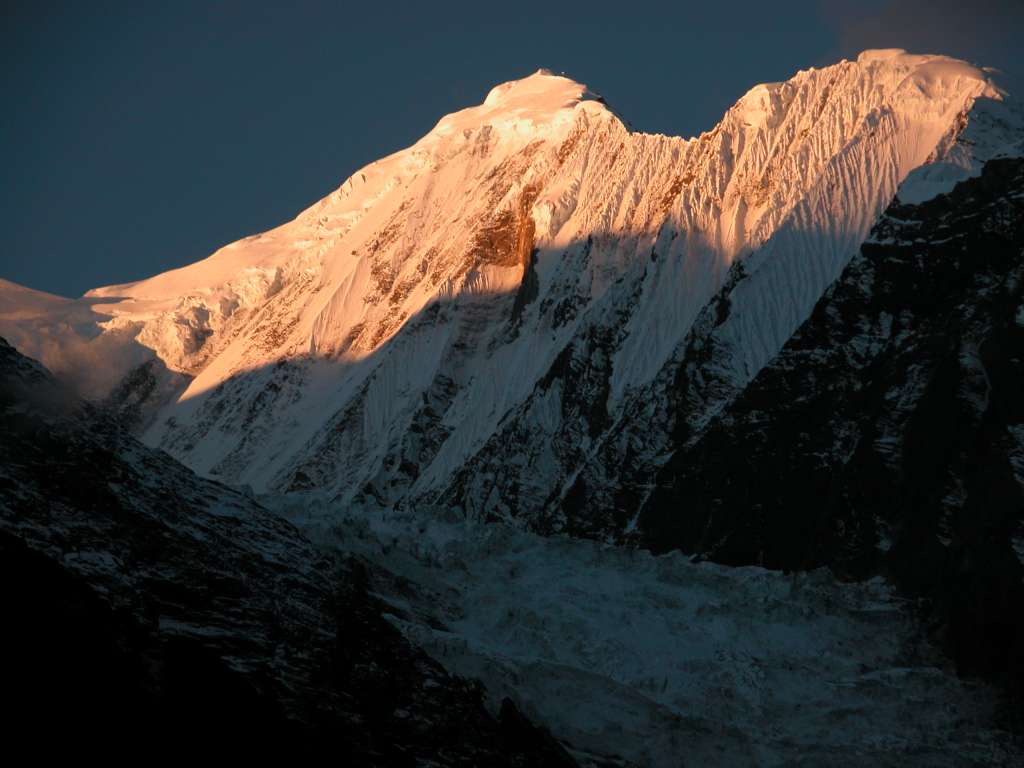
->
(5, 48), (1024, 763)
(4, 50), (1020, 535)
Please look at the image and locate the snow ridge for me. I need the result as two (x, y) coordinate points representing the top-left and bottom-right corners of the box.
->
(2, 52), (1020, 525)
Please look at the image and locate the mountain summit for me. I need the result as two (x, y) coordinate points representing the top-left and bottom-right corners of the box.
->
(1, 51), (1020, 525)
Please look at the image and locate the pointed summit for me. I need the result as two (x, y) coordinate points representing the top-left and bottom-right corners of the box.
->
(425, 69), (612, 144)
(482, 68), (594, 108)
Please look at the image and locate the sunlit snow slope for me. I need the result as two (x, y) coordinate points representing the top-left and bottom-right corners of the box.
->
(5, 51), (1021, 532)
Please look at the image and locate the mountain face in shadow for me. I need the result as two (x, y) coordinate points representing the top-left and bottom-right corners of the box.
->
(642, 157), (1024, 715)
(0, 338), (576, 765)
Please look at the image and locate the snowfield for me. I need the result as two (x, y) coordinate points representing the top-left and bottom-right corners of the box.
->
(273, 497), (1020, 767)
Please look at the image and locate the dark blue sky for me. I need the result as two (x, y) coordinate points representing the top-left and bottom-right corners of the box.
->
(3, 1), (1021, 297)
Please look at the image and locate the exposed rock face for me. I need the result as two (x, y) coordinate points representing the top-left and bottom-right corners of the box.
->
(0, 338), (575, 765)
(641, 158), (1024, 716)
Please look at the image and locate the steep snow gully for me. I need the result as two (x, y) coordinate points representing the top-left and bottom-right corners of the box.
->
(3, 49), (1024, 764)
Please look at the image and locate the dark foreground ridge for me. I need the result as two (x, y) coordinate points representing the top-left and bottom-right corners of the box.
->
(0, 337), (576, 765)
(642, 158), (1024, 720)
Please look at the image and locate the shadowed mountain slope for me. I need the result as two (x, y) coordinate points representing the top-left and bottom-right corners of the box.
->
(0, 337), (575, 765)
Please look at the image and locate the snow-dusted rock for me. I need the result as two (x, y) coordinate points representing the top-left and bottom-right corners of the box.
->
(0, 337), (576, 763)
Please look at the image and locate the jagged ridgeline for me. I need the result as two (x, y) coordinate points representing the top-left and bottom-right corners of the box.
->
(3, 50), (1019, 529)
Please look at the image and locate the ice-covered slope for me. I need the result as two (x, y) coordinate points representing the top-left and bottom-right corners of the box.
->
(271, 499), (1022, 767)
(6, 51), (1020, 527)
